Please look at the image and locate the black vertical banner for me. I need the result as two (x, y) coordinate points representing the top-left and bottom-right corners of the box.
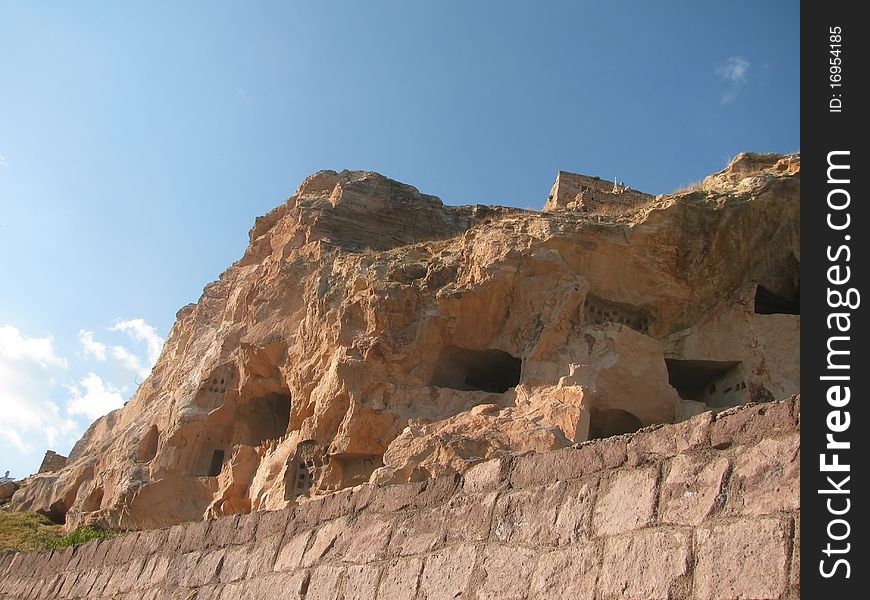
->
(802, 1), (868, 597)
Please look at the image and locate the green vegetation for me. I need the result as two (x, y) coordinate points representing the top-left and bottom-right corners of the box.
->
(0, 507), (120, 553)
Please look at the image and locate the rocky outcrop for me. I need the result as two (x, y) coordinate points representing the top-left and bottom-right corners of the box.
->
(37, 451), (68, 475)
(11, 153), (800, 530)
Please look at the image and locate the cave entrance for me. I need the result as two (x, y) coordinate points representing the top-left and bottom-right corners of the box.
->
(754, 283), (800, 315)
(136, 424), (160, 462)
(208, 449), (225, 477)
(429, 346), (522, 393)
(665, 359), (746, 408)
(587, 408), (643, 440)
(238, 392), (291, 446)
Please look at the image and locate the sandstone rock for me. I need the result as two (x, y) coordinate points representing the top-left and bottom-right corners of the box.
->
(0, 481), (17, 502)
(10, 155), (800, 530)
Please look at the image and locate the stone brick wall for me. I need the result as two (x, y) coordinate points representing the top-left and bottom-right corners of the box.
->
(0, 397), (800, 600)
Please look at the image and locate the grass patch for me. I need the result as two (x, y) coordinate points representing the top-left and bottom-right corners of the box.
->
(0, 507), (121, 553)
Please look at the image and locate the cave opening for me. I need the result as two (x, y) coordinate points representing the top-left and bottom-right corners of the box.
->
(665, 358), (746, 408)
(587, 408), (644, 440)
(136, 424), (160, 462)
(238, 392), (291, 446)
(754, 283), (800, 315)
(429, 346), (522, 393)
(208, 449), (225, 477)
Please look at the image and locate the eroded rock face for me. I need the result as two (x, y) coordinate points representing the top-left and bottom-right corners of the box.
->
(11, 154), (800, 530)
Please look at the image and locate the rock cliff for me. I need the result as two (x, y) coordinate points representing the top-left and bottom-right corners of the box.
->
(11, 152), (800, 530)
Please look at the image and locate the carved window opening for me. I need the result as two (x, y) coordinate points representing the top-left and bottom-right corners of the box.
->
(208, 449), (225, 477)
(584, 295), (652, 334)
(429, 346), (522, 393)
(754, 283), (800, 315)
(665, 359), (747, 408)
(587, 408), (643, 440)
(285, 440), (326, 500)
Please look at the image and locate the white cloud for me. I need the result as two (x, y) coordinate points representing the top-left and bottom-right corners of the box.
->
(717, 57), (751, 104)
(65, 373), (125, 421)
(110, 344), (150, 380)
(0, 325), (68, 369)
(0, 326), (80, 465)
(79, 329), (107, 361)
(0, 154), (7, 168)
(110, 319), (164, 366)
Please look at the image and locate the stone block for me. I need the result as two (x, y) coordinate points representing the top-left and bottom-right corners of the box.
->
(694, 517), (790, 600)
(418, 545), (477, 600)
(305, 565), (343, 600)
(283, 500), (323, 539)
(725, 433), (800, 516)
(509, 441), (626, 490)
(710, 399), (797, 449)
(187, 548), (226, 588)
(316, 487), (357, 521)
(209, 514), (241, 548)
(233, 511), (260, 546)
(593, 466), (658, 536)
(341, 513), (393, 564)
(256, 508), (291, 538)
(378, 557), (423, 600)
(244, 534), (283, 577)
(300, 516), (348, 567)
(491, 482), (566, 545)
(414, 473), (460, 509)
(343, 564), (381, 599)
(225, 571), (308, 600)
(274, 530), (312, 573)
(476, 544), (536, 600)
(530, 544), (600, 600)
(659, 452), (730, 525)
(164, 523), (187, 553)
(461, 457), (509, 494)
(389, 507), (446, 556)
(599, 527), (691, 599)
(220, 544), (254, 583)
(179, 519), (211, 553)
(443, 491), (498, 543)
(553, 476), (598, 545)
(626, 411), (713, 465)
(367, 480), (426, 513)
(114, 531), (142, 563)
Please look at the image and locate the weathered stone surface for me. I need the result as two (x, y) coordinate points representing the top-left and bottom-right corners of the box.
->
(343, 564), (381, 599)
(418, 545), (477, 600)
(9, 156), (799, 531)
(599, 528), (692, 599)
(710, 398), (798, 449)
(273, 530), (311, 573)
(530, 545), (600, 600)
(694, 518), (790, 600)
(476, 544), (537, 600)
(389, 508), (446, 556)
(592, 466), (658, 536)
(491, 482), (566, 545)
(725, 433), (800, 516)
(378, 557), (423, 600)
(554, 477), (598, 545)
(305, 565), (343, 600)
(660, 452), (730, 525)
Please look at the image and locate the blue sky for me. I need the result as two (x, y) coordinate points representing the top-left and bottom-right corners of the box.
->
(0, 1), (799, 478)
